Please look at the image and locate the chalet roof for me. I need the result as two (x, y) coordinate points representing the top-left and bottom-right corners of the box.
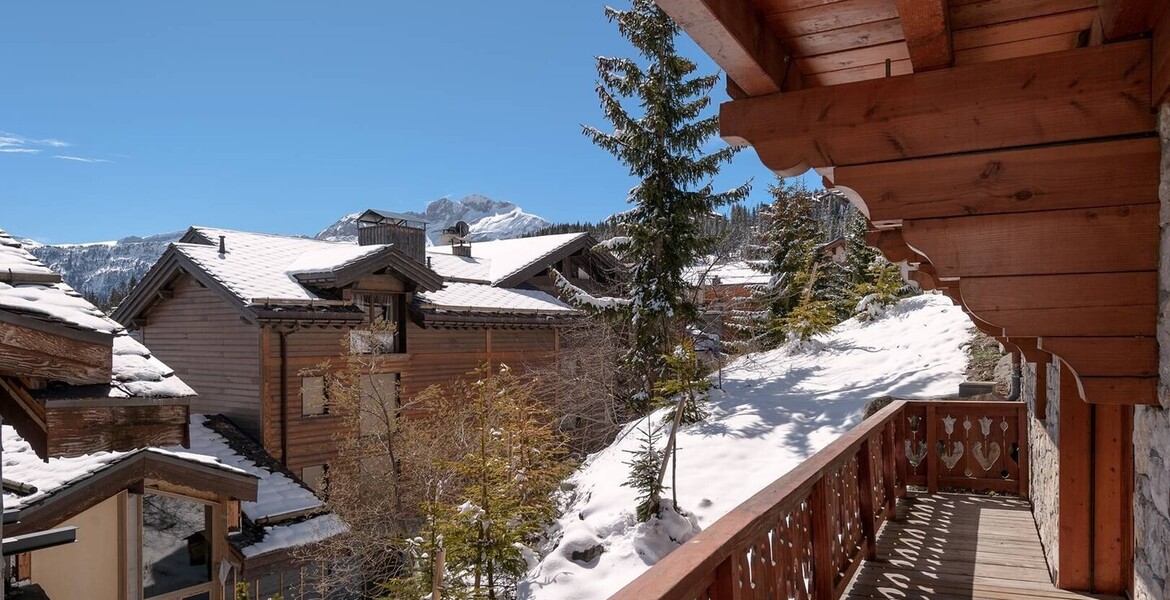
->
(415, 282), (576, 315)
(185, 415), (345, 558)
(29, 334), (198, 401)
(0, 228), (121, 335)
(1, 421), (254, 514)
(0, 227), (196, 399)
(426, 232), (609, 287)
(685, 259), (772, 287)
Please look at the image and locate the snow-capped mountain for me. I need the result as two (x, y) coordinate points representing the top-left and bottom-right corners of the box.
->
(21, 195), (551, 308)
(314, 195), (552, 244)
(25, 231), (185, 307)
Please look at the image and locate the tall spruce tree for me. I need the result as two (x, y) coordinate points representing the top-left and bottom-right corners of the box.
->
(584, 0), (749, 403)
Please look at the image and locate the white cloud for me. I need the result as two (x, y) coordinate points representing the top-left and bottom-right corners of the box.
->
(0, 131), (73, 155)
(54, 155), (111, 164)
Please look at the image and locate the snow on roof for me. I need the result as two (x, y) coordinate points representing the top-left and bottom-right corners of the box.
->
(178, 227), (360, 304)
(424, 253), (491, 283)
(2, 423), (248, 512)
(175, 414), (347, 556)
(241, 513), (347, 559)
(109, 335), (197, 399)
(416, 282), (575, 314)
(0, 229), (122, 335)
(426, 233), (587, 286)
(0, 228), (57, 279)
(283, 244), (389, 277)
(684, 259), (772, 287)
(181, 415), (324, 523)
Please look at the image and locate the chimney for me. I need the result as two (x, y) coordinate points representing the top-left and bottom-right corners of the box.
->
(452, 242), (472, 258)
(356, 210), (427, 264)
(218, 235), (227, 255)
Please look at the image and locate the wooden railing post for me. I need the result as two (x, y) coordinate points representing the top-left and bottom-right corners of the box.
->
(811, 475), (834, 600)
(712, 556), (741, 600)
(857, 438), (878, 561)
(925, 404), (939, 494)
(893, 412), (907, 499)
(1017, 403), (1030, 498)
(884, 419), (899, 520)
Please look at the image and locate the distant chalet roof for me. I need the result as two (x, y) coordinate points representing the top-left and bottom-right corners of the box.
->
(0, 228), (195, 401)
(425, 232), (619, 287)
(115, 226), (584, 327)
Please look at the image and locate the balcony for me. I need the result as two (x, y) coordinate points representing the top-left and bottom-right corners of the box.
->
(609, 399), (1115, 600)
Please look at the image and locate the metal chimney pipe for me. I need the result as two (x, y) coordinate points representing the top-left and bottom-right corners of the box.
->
(218, 235), (226, 255)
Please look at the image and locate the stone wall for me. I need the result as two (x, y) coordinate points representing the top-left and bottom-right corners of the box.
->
(1026, 360), (1061, 577)
(1134, 102), (1170, 600)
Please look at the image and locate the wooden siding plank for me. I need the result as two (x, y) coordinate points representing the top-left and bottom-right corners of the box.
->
(949, 0), (1098, 30)
(835, 137), (1160, 225)
(900, 204), (1158, 278)
(952, 9), (1096, 50)
(953, 31), (1083, 65)
(721, 39), (1154, 175)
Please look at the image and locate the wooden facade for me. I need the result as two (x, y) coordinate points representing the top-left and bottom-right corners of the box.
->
(648, 0), (1169, 596)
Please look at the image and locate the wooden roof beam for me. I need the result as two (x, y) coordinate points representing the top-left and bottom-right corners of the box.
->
(655, 0), (800, 96)
(894, 0), (952, 71)
(1099, 0), (1169, 40)
(721, 39), (1154, 175)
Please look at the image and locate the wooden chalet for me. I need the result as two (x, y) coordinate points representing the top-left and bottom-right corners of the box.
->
(0, 228), (262, 600)
(610, 1), (1170, 600)
(112, 214), (621, 490)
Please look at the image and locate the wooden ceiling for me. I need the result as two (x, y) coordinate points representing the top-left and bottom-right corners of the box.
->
(664, 0), (1168, 94)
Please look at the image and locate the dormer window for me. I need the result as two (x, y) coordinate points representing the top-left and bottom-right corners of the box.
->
(352, 292), (406, 353)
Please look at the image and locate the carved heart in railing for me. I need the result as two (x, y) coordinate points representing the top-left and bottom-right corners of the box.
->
(973, 441), (1001, 472)
(939, 441), (964, 470)
(905, 440), (927, 468)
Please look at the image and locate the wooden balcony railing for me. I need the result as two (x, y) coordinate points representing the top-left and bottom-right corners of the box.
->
(609, 399), (1029, 600)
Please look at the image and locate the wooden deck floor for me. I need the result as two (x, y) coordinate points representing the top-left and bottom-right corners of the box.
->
(842, 493), (1121, 600)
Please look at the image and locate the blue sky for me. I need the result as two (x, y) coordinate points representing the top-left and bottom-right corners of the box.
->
(2, 1), (818, 243)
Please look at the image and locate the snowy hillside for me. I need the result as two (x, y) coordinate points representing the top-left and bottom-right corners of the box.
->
(314, 194), (551, 244)
(519, 294), (974, 600)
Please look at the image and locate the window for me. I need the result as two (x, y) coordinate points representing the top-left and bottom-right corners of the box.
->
(302, 464), (327, 495)
(359, 373), (399, 436)
(301, 376), (327, 416)
(351, 292), (405, 353)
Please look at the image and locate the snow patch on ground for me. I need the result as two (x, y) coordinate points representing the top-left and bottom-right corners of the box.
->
(519, 294), (973, 600)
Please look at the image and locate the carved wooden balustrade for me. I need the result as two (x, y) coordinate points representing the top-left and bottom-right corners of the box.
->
(608, 399), (1029, 600)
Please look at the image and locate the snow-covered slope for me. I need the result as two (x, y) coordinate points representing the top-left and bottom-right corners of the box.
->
(314, 195), (551, 244)
(519, 294), (974, 600)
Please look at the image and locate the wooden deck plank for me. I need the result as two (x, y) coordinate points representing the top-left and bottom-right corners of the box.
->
(842, 493), (1122, 600)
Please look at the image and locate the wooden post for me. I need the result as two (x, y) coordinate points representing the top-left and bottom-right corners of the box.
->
(209, 497), (229, 600)
(884, 419), (899, 519)
(1091, 404), (1132, 593)
(857, 439), (878, 560)
(926, 404), (938, 494)
(432, 546), (446, 600)
(893, 412), (908, 501)
(810, 476), (834, 600)
(712, 556), (742, 600)
(1017, 403), (1030, 498)
(1057, 366), (1092, 590)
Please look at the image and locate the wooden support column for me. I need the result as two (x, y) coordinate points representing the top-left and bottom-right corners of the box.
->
(1091, 404), (1133, 594)
(209, 497), (229, 600)
(1057, 366), (1092, 590)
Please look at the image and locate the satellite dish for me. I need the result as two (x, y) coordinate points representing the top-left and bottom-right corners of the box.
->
(454, 220), (470, 237)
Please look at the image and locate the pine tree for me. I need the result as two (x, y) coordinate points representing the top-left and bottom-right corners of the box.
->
(623, 418), (667, 522)
(845, 210), (880, 287)
(584, 0), (749, 405)
(391, 365), (571, 600)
